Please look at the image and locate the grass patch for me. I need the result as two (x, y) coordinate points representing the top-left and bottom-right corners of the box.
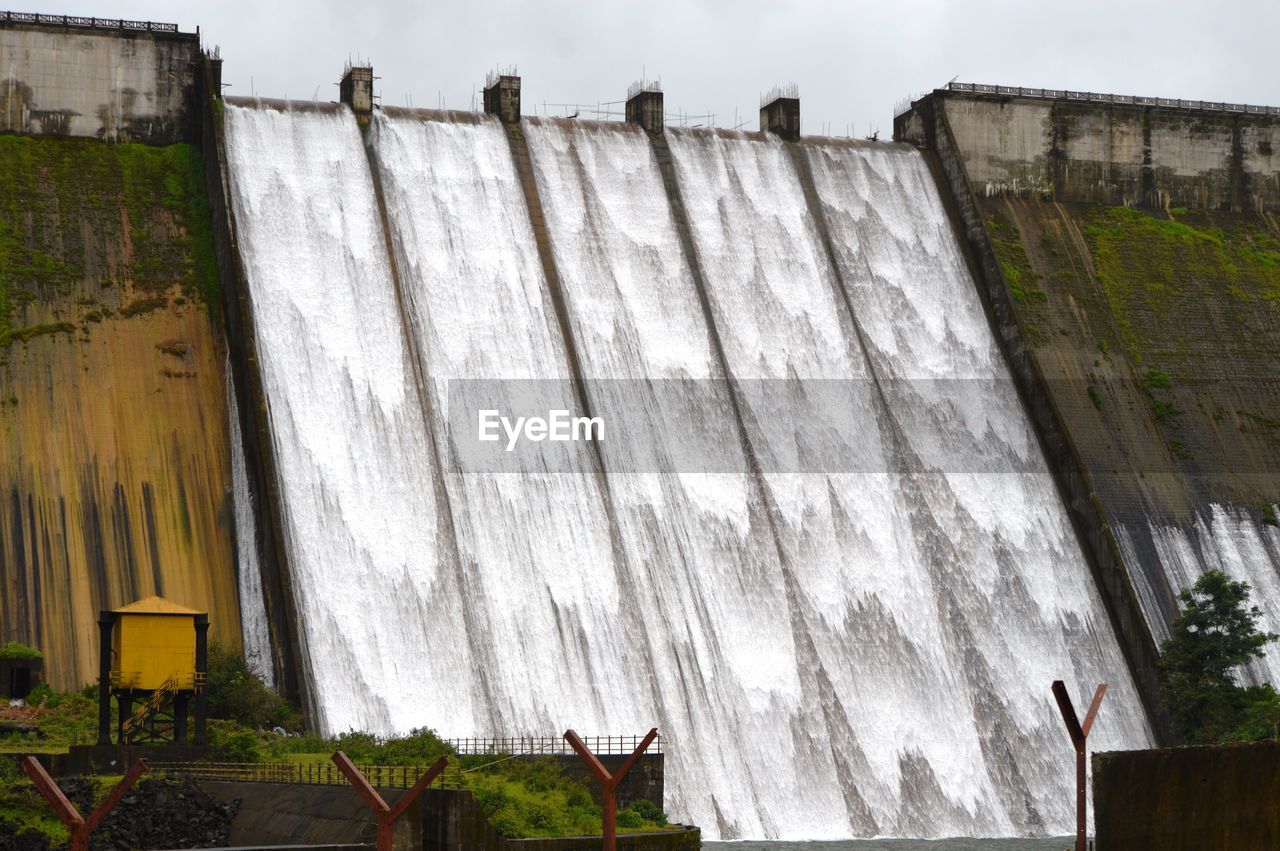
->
(1088, 385), (1103, 411)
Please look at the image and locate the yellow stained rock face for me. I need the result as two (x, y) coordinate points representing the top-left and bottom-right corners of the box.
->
(0, 136), (242, 691)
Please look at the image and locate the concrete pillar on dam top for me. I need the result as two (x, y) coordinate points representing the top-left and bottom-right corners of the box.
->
(340, 64), (374, 117)
(484, 72), (521, 123)
(760, 84), (800, 141)
(626, 82), (664, 133)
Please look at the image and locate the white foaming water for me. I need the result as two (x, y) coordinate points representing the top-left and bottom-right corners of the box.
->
(368, 112), (628, 733)
(523, 119), (808, 839)
(1119, 505), (1280, 686)
(225, 103), (1155, 840)
(224, 103), (473, 734)
(665, 129), (1153, 837)
(226, 358), (273, 685)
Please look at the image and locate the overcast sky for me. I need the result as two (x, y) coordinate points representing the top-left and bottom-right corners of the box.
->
(25, 0), (1278, 137)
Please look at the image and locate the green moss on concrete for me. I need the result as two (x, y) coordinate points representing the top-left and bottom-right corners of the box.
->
(0, 322), (75, 347)
(1088, 385), (1103, 410)
(1082, 206), (1280, 362)
(987, 213), (1048, 303)
(0, 134), (220, 345)
(119, 296), (168, 318)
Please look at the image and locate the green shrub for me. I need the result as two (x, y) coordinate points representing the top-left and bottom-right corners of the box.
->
(24, 684), (60, 708)
(625, 798), (667, 825)
(33, 691), (97, 745)
(524, 801), (562, 832)
(1226, 686), (1280, 741)
(488, 807), (523, 838)
(471, 783), (513, 813)
(0, 642), (42, 661)
(616, 809), (643, 830)
(205, 721), (263, 762)
(334, 730), (379, 761)
(1159, 570), (1279, 743)
(205, 640), (300, 730)
(371, 727), (451, 765)
(263, 732), (338, 757)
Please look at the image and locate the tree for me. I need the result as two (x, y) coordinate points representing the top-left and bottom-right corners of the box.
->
(1158, 570), (1278, 743)
(205, 640), (301, 731)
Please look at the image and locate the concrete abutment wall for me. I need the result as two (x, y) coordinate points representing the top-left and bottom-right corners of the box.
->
(898, 90), (1280, 212)
(0, 15), (200, 143)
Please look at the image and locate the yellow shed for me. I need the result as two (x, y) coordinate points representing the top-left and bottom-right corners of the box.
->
(110, 596), (201, 692)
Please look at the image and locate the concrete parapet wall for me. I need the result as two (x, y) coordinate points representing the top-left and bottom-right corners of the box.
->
(200, 780), (402, 847)
(0, 19), (199, 142)
(899, 90), (1280, 211)
(1093, 741), (1280, 850)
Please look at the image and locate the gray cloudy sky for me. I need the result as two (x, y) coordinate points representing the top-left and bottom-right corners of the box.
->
(25, 0), (1277, 136)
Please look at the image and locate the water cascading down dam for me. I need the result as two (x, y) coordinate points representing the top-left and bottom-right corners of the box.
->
(220, 84), (1155, 839)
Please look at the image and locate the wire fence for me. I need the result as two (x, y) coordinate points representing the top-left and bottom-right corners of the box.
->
(897, 81), (1280, 118)
(1, 11), (180, 33)
(445, 734), (663, 756)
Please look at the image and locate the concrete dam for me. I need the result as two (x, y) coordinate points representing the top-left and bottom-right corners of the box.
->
(4, 11), (1280, 844)
(218, 84), (1151, 838)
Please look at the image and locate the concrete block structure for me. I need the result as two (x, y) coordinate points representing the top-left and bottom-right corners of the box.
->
(0, 11), (199, 143)
(626, 81), (664, 133)
(895, 83), (1280, 211)
(483, 72), (521, 123)
(1094, 741), (1280, 850)
(339, 64), (373, 116)
(760, 85), (800, 141)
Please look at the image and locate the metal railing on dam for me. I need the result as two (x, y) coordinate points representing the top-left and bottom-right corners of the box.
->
(447, 734), (664, 756)
(0, 11), (180, 33)
(937, 81), (1280, 116)
(155, 760), (467, 789)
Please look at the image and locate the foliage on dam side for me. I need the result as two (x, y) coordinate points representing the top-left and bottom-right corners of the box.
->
(0, 133), (240, 692)
(0, 134), (219, 347)
(981, 199), (1280, 519)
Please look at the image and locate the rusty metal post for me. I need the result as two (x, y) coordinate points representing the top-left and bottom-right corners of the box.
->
(20, 756), (147, 851)
(332, 750), (448, 851)
(1052, 681), (1107, 851)
(564, 728), (659, 851)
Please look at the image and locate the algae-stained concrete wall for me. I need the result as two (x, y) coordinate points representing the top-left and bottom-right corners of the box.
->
(0, 133), (241, 690)
(1093, 741), (1280, 850)
(922, 92), (1280, 211)
(977, 198), (1280, 636)
(896, 92), (1280, 728)
(0, 17), (199, 143)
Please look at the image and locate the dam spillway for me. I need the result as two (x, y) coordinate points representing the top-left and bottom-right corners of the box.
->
(222, 100), (1153, 839)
